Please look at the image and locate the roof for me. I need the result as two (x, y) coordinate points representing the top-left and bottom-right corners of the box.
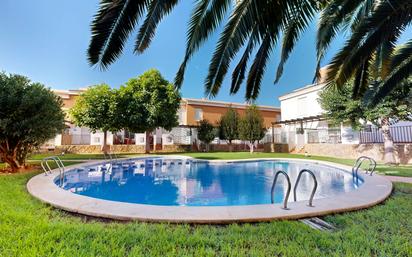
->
(278, 67), (330, 101)
(52, 89), (88, 99)
(51, 89), (280, 112)
(182, 98), (280, 112)
(278, 83), (325, 101)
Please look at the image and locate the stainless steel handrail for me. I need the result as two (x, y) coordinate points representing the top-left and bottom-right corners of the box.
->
(352, 156), (376, 177)
(293, 169), (318, 207)
(41, 156), (65, 187)
(271, 170), (291, 209)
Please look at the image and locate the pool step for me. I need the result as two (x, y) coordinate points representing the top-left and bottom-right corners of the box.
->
(300, 217), (336, 232)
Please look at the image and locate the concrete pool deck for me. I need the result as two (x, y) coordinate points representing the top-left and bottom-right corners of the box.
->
(27, 156), (393, 224)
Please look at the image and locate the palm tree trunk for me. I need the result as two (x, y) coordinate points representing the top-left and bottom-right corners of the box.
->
(381, 118), (396, 164)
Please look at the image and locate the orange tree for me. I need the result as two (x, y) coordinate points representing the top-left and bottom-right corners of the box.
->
(0, 72), (65, 172)
(116, 69), (181, 153)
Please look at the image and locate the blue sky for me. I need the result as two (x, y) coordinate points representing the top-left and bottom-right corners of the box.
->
(1, 1), (410, 106)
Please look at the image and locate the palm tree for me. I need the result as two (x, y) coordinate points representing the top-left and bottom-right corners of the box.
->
(88, 0), (324, 100)
(316, 0), (412, 104)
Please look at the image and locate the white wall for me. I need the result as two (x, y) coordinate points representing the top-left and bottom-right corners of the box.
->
(280, 84), (324, 121)
(162, 134), (174, 145)
(341, 124), (360, 144)
(178, 106), (187, 125)
(135, 133), (146, 145)
(90, 131), (113, 145)
(54, 134), (62, 146)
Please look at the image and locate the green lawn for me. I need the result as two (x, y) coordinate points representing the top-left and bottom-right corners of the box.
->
(0, 160), (84, 172)
(0, 171), (411, 256)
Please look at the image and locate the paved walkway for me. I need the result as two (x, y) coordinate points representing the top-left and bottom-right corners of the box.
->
(385, 176), (412, 184)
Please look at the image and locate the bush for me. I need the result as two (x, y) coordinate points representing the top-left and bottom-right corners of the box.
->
(0, 72), (65, 171)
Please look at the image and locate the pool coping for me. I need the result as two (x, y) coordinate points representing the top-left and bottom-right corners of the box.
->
(27, 156), (393, 224)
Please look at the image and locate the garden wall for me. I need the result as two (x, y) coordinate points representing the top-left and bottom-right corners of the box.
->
(50, 143), (289, 154)
(304, 143), (412, 164)
(56, 145), (145, 154)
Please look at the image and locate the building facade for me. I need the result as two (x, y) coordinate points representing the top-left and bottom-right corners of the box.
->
(48, 89), (281, 151)
(275, 74), (412, 162)
(276, 82), (360, 152)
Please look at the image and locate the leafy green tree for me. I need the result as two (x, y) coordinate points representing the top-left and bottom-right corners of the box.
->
(238, 105), (266, 153)
(319, 82), (412, 164)
(317, 1), (412, 102)
(87, 1), (327, 100)
(117, 69), (181, 153)
(218, 106), (239, 152)
(197, 119), (216, 152)
(0, 72), (65, 172)
(69, 84), (119, 154)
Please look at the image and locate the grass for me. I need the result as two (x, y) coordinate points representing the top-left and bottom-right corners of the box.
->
(0, 171), (411, 256)
(1, 160), (84, 171)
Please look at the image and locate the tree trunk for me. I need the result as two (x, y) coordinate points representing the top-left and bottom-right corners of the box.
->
(249, 141), (254, 154)
(101, 130), (109, 154)
(228, 141), (233, 152)
(0, 152), (21, 172)
(145, 130), (151, 154)
(381, 118), (396, 164)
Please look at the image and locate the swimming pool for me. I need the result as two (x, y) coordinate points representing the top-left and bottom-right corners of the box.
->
(57, 157), (363, 206)
(27, 156), (392, 223)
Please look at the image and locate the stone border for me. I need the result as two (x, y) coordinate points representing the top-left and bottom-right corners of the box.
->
(27, 156), (393, 224)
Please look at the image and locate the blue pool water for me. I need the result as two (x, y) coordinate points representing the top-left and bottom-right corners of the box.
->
(58, 158), (363, 206)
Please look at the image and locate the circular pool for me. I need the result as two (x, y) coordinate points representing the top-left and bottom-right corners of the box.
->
(58, 158), (362, 206)
(27, 156), (392, 223)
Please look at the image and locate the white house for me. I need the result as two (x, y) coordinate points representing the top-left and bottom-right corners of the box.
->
(277, 82), (360, 152)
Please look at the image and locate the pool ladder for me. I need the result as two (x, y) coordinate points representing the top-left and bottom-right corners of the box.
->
(41, 156), (65, 187)
(271, 169), (318, 209)
(352, 156), (376, 177)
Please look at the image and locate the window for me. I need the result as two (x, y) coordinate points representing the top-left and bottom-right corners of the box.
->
(297, 96), (308, 117)
(195, 108), (203, 121)
(93, 137), (100, 143)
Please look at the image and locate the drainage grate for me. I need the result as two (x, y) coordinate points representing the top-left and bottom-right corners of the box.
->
(300, 217), (336, 232)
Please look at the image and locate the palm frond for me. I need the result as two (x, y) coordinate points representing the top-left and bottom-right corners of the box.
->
(174, 0), (232, 88)
(391, 39), (412, 69)
(372, 55), (412, 105)
(275, 0), (318, 83)
(204, 0), (258, 97)
(350, 0), (374, 31)
(353, 57), (371, 98)
(88, 0), (148, 68)
(246, 33), (276, 100)
(315, 0), (364, 79)
(326, 0), (412, 88)
(230, 25), (260, 95)
(377, 39), (397, 79)
(135, 0), (179, 53)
